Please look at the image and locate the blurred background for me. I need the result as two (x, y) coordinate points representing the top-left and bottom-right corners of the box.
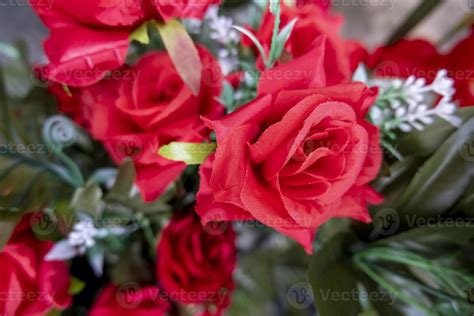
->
(0, 0), (472, 63)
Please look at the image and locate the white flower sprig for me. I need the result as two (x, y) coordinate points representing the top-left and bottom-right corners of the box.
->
(361, 68), (461, 136)
(45, 213), (130, 275)
(205, 6), (240, 75)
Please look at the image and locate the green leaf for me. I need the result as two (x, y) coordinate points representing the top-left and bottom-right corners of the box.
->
(269, 0), (279, 15)
(0, 42), (31, 98)
(130, 21), (150, 44)
(375, 225), (474, 251)
(267, 0), (281, 68)
(220, 81), (235, 110)
(71, 183), (104, 216)
(46, 309), (61, 316)
(450, 181), (474, 217)
(308, 233), (363, 316)
(232, 25), (268, 65)
(396, 107), (474, 157)
(394, 117), (474, 218)
(156, 20), (202, 96)
(0, 66), (12, 141)
(270, 18), (297, 66)
(107, 158), (136, 198)
(68, 277), (86, 295)
(0, 157), (65, 212)
(158, 142), (216, 165)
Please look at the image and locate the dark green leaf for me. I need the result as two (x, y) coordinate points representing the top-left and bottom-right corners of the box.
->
(68, 277), (86, 296)
(375, 225), (474, 253)
(107, 158), (136, 198)
(0, 156), (65, 212)
(394, 117), (474, 218)
(397, 107), (474, 157)
(71, 183), (104, 216)
(308, 233), (362, 316)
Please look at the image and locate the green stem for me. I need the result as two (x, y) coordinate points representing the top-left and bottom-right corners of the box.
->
(266, 1), (281, 68)
(53, 150), (84, 187)
(1, 151), (78, 187)
(0, 66), (13, 141)
(139, 215), (156, 258)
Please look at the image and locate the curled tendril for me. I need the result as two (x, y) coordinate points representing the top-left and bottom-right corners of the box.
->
(42, 115), (84, 187)
(42, 115), (77, 151)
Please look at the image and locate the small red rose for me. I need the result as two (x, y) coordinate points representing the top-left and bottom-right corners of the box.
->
(80, 46), (223, 201)
(0, 215), (71, 315)
(156, 212), (236, 315)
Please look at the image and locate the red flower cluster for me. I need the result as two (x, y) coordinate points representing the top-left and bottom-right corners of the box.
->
(30, 0), (219, 86)
(197, 38), (383, 254)
(0, 215), (71, 315)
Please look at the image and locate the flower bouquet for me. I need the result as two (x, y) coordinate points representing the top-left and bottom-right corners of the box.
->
(0, 0), (474, 315)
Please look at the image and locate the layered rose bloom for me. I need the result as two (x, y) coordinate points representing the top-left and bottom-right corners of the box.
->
(30, 0), (219, 86)
(244, 2), (366, 83)
(0, 215), (71, 315)
(367, 28), (474, 107)
(196, 39), (383, 253)
(80, 46), (223, 201)
(156, 212), (236, 315)
(90, 284), (171, 316)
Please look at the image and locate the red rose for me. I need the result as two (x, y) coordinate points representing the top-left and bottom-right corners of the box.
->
(90, 284), (171, 316)
(156, 212), (235, 315)
(30, 0), (218, 86)
(245, 3), (362, 83)
(367, 39), (443, 82)
(196, 39), (383, 254)
(80, 46), (223, 201)
(443, 28), (474, 106)
(0, 215), (71, 315)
